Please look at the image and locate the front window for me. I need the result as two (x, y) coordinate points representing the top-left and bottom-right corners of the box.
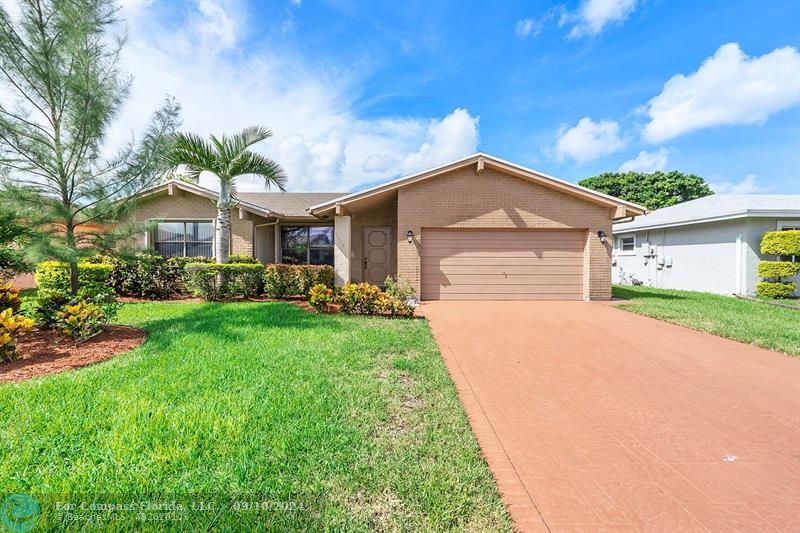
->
(620, 236), (635, 253)
(280, 226), (334, 265)
(154, 221), (213, 258)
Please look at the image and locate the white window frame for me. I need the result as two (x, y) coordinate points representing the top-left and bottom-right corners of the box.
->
(618, 234), (636, 255)
(149, 219), (215, 258)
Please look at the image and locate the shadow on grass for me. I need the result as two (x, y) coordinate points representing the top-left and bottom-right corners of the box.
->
(612, 286), (687, 302)
(128, 301), (339, 352)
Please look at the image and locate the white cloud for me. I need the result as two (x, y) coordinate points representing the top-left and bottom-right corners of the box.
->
(554, 117), (625, 163)
(562, 0), (637, 39)
(108, 1), (479, 192)
(514, 18), (542, 39)
(619, 148), (669, 172)
(290, 0), (302, 5)
(642, 43), (800, 143)
(709, 174), (763, 194)
(193, 0), (241, 50)
(362, 153), (397, 173)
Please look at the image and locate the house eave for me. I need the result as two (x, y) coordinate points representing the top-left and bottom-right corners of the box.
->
(130, 180), (285, 219)
(308, 152), (647, 217)
(613, 209), (800, 233)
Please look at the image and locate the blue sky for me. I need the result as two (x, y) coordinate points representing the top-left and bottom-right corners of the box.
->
(109, 0), (800, 193)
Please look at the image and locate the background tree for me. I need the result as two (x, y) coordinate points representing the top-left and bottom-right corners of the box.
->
(163, 127), (286, 264)
(578, 171), (713, 211)
(0, 0), (181, 295)
(0, 206), (32, 280)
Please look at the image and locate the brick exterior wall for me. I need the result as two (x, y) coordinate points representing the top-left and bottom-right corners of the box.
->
(129, 190), (255, 256)
(394, 166), (613, 300)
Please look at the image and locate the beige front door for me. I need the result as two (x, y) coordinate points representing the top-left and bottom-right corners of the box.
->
(363, 227), (392, 285)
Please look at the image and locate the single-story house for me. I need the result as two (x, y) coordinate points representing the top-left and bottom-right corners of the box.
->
(129, 153), (645, 300)
(612, 194), (800, 296)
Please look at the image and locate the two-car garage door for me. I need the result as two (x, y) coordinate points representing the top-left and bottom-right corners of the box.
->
(420, 229), (585, 301)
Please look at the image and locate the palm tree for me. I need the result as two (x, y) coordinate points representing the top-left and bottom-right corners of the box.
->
(163, 126), (286, 263)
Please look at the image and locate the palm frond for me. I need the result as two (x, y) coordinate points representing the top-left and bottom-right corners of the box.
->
(228, 151), (287, 191)
(228, 126), (272, 158)
(162, 132), (219, 175)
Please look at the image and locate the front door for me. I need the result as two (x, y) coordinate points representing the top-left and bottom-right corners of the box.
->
(363, 227), (392, 286)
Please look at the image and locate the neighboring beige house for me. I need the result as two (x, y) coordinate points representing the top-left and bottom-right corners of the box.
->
(129, 153), (645, 301)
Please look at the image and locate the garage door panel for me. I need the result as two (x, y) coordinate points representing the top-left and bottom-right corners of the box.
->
(422, 274), (583, 285)
(420, 265), (584, 275)
(421, 229), (585, 301)
(422, 284), (583, 294)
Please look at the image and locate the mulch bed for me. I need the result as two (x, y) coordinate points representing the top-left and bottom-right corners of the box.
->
(1, 326), (146, 383)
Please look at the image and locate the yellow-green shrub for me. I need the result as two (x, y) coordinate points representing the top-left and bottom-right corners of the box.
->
(760, 230), (800, 256)
(0, 281), (22, 313)
(58, 301), (107, 342)
(308, 283), (335, 312)
(1, 307), (35, 362)
(757, 261), (800, 279)
(35, 261), (114, 299)
(756, 281), (796, 300)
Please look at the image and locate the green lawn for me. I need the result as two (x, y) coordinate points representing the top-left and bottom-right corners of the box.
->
(0, 302), (511, 531)
(613, 285), (800, 356)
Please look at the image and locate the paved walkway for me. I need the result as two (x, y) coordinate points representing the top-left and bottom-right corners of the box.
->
(422, 301), (800, 532)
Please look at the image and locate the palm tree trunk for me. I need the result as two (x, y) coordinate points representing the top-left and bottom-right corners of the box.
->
(216, 207), (230, 263)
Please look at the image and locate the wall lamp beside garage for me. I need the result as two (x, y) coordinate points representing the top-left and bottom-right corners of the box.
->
(406, 230), (414, 244)
(597, 230), (607, 244)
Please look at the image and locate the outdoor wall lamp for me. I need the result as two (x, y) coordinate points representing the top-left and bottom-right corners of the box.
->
(597, 229), (607, 244)
(406, 229), (414, 243)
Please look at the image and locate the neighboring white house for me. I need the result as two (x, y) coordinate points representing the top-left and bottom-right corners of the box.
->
(612, 195), (800, 296)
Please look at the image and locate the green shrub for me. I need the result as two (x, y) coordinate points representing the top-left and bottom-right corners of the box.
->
(35, 261), (115, 300)
(58, 300), (108, 343)
(761, 230), (800, 256)
(263, 264), (334, 298)
(183, 263), (264, 301)
(757, 261), (800, 280)
(228, 254), (260, 264)
(108, 254), (183, 299)
(165, 256), (214, 268)
(0, 281), (22, 313)
(308, 283), (335, 312)
(0, 306), (35, 362)
(263, 264), (298, 298)
(756, 281), (797, 299)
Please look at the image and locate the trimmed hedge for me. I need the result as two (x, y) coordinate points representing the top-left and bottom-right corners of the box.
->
(183, 263), (264, 301)
(35, 261), (114, 299)
(263, 264), (335, 298)
(337, 282), (414, 317)
(761, 230), (800, 256)
(228, 255), (260, 264)
(757, 261), (800, 280)
(756, 281), (797, 299)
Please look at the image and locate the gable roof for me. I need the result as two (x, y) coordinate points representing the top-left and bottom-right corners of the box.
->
(614, 194), (800, 232)
(238, 192), (344, 217)
(308, 152), (647, 217)
(132, 180), (344, 219)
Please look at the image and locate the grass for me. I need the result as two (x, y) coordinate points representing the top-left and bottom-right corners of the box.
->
(0, 302), (511, 531)
(613, 285), (800, 356)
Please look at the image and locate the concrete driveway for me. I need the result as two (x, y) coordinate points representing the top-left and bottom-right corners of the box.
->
(422, 301), (800, 532)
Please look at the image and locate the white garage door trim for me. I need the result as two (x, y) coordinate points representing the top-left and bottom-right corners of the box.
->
(421, 229), (585, 301)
